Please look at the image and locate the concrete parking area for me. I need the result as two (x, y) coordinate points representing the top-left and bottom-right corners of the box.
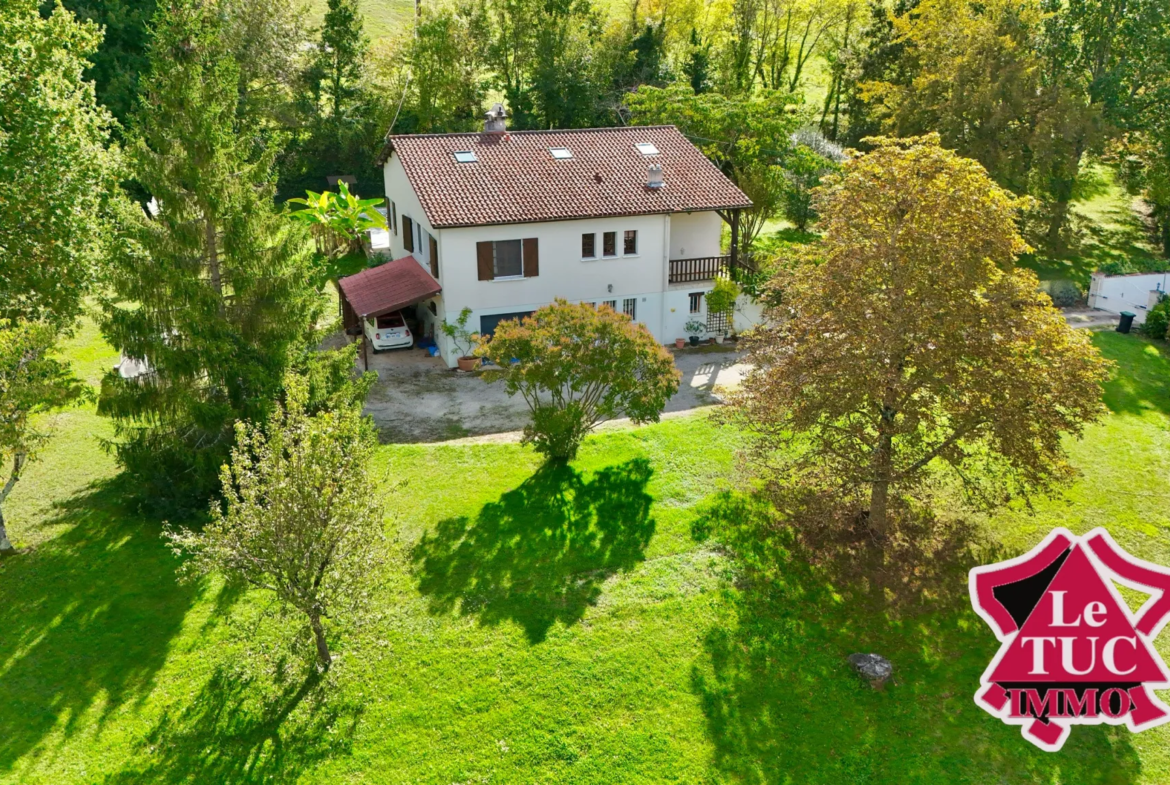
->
(353, 339), (750, 443)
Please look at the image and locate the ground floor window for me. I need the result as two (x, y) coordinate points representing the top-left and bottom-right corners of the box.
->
(623, 298), (637, 320)
(689, 292), (703, 313)
(479, 310), (534, 337)
(603, 299), (617, 310)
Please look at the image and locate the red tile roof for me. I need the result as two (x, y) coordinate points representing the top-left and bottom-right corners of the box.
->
(338, 256), (441, 318)
(382, 125), (752, 228)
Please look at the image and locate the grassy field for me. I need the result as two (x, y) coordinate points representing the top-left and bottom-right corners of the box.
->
(1024, 165), (1166, 286)
(305, 0), (414, 42)
(2, 322), (1170, 783)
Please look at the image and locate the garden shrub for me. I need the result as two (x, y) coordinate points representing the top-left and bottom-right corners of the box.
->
(1040, 279), (1084, 307)
(1144, 297), (1170, 339)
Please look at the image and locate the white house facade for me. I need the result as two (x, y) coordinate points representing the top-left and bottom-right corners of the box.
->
(345, 111), (754, 367)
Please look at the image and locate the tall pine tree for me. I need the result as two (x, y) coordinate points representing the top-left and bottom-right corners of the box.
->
(100, 0), (321, 513)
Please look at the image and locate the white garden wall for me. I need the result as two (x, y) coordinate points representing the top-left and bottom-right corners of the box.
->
(1087, 272), (1170, 324)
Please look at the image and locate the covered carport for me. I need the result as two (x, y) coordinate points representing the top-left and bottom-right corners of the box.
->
(337, 255), (442, 369)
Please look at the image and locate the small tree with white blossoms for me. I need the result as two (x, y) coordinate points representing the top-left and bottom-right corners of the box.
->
(167, 375), (385, 669)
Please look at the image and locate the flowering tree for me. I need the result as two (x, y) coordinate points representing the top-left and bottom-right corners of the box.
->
(478, 300), (680, 460)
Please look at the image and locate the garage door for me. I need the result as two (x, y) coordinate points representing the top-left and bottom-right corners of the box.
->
(479, 311), (534, 337)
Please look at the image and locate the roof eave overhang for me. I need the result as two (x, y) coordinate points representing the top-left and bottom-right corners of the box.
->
(426, 203), (754, 230)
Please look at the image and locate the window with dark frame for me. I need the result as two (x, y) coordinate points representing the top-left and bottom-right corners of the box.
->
(603, 299), (617, 310)
(390, 201), (397, 234)
(689, 292), (703, 313)
(582, 233), (596, 258)
(603, 231), (617, 257)
(623, 298), (637, 320)
(493, 239), (523, 277)
(623, 230), (638, 255)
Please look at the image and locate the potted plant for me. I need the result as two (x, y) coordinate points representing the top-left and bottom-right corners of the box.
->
(674, 337), (686, 348)
(441, 307), (480, 371)
(684, 320), (706, 346)
(705, 276), (740, 344)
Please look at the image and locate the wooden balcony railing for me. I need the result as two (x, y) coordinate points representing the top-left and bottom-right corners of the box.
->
(669, 255), (731, 284)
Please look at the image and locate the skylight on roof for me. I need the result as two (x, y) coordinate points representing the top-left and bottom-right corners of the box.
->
(453, 150), (477, 163)
(635, 142), (659, 156)
(549, 147), (573, 159)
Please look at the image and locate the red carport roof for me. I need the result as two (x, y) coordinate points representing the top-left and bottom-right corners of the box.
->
(338, 255), (441, 318)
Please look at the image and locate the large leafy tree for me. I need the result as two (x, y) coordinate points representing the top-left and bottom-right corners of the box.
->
(478, 300), (680, 461)
(627, 85), (803, 248)
(858, 0), (1099, 256)
(0, 321), (87, 555)
(100, 0), (321, 512)
(370, 6), (485, 135)
(223, 0), (309, 130)
(472, 0), (612, 129)
(1, 0), (116, 328)
(58, 0), (157, 127)
(726, 136), (1110, 535)
(167, 375), (385, 669)
(1086, 0), (1170, 254)
(718, 0), (859, 95)
(283, 0), (381, 198)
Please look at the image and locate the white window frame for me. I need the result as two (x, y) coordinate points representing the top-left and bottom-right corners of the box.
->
(492, 239), (525, 280)
(602, 231), (618, 258)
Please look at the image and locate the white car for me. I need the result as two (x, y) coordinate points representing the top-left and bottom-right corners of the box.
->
(365, 311), (413, 351)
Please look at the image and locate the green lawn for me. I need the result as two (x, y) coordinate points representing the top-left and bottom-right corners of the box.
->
(3, 324), (1170, 783)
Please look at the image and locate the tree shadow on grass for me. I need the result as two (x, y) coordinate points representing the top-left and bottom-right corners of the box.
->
(411, 459), (656, 643)
(0, 477), (199, 772)
(690, 491), (1143, 784)
(1093, 332), (1170, 420)
(103, 664), (362, 784)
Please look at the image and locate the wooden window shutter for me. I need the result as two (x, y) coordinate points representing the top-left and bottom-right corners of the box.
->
(429, 235), (439, 278)
(522, 238), (539, 277)
(403, 217), (414, 252)
(477, 241), (494, 281)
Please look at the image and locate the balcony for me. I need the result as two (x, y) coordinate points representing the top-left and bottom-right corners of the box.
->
(668, 255), (732, 284)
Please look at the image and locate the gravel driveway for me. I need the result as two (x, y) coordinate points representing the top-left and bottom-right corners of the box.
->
(360, 345), (749, 443)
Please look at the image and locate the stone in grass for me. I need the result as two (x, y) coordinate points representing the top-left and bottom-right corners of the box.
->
(848, 653), (893, 688)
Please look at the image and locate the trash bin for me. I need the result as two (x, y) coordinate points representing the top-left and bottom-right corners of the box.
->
(1118, 311), (1136, 334)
